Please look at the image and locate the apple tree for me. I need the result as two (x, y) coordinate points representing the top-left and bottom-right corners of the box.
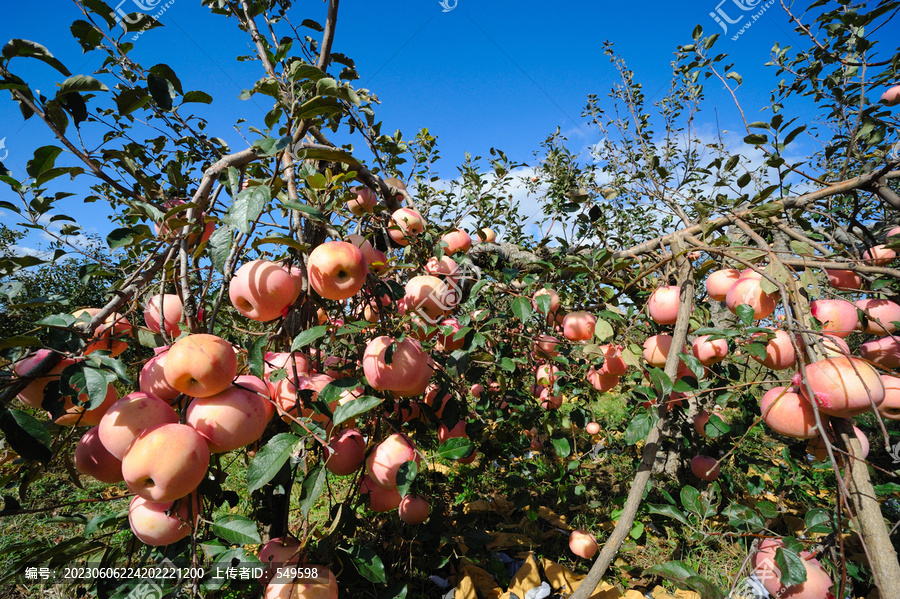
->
(1, 1), (899, 598)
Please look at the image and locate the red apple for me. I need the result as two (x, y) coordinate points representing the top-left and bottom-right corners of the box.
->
(794, 356), (885, 417)
(74, 427), (123, 483)
(229, 260), (298, 322)
(128, 494), (199, 546)
(186, 378), (270, 453)
(325, 428), (366, 476)
(706, 269), (741, 301)
(474, 227), (497, 243)
(586, 422), (601, 435)
(881, 85), (900, 106)
(752, 539), (835, 599)
(863, 244), (896, 265)
(860, 335), (900, 369)
(750, 329), (796, 370)
(14, 349), (76, 408)
(690, 455), (720, 481)
(691, 335), (728, 366)
(389, 208), (426, 246)
(398, 495), (431, 524)
(363, 336), (434, 397)
(760, 386), (822, 439)
(122, 423), (211, 502)
(855, 298), (900, 334)
(643, 334), (674, 368)
(143, 293), (184, 337)
(810, 299), (858, 337)
(568, 530), (598, 559)
(139, 348), (181, 403)
(878, 375), (900, 420)
(73, 308), (131, 357)
(440, 229), (472, 255)
(98, 391), (179, 459)
(360, 475), (402, 512)
(825, 269), (863, 290)
(562, 311), (596, 342)
(647, 285), (680, 325)
(348, 186), (377, 215)
(164, 334), (238, 398)
(52, 383), (119, 427)
(307, 241), (369, 301)
(725, 278), (778, 320)
(365, 433), (420, 489)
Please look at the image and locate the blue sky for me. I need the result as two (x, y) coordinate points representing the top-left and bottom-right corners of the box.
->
(0, 0), (811, 251)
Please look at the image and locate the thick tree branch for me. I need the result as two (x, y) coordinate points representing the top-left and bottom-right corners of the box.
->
(571, 237), (694, 598)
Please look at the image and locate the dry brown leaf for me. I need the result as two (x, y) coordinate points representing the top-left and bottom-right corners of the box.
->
(504, 553), (542, 599)
(624, 592), (646, 599)
(454, 569), (479, 599)
(651, 585), (677, 598)
(486, 532), (535, 550)
(459, 558), (502, 599)
(673, 590), (701, 599)
(538, 505), (570, 530)
(541, 558), (622, 598)
(424, 461), (452, 475)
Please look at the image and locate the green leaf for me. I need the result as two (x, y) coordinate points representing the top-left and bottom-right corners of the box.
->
(182, 90), (213, 104)
(290, 325), (328, 351)
(2, 39), (71, 76)
(647, 367), (673, 398)
(281, 200), (326, 222)
(743, 133), (768, 145)
(509, 296), (531, 322)
(332, 395), (382, 427)
(435, 437), (474, 460)
(26, 146), (63, 178)
(874, 483), (900, 496)
(208, 224), (234, 274)
(534, 293), (551, 314)
(0, 407), (51, 461)
(147, 73), (175, 111)
(229, 185), (270, 235)
(212, 515), (261, 545)
(148, 63), (183, 94)
(82, 0), (117, 28)
(247, 433), (300, 492)
(804, 508), (833, 533)
(647, 503), (689, 525)
(248, 334), (268, 379)
(550, 437), (571, 458)
(724, 503), (764, 530)
(642, 562), (724, 599)
(343, 545), (386, 584)
(396, 461), (418, 498)
(106, 227), (139, 249)
(624, 412), (652, 445)
(120, 13), (163, 33)
(58, 74), (108, 96)
(70, 20), (103, 52)
(593, 318), (614, 342)
(725, 71), (742, 85)
(680, 486), (702, 514)
(0, 335), (42, 349)
(774, 546), (808, 588)
(704, 414), (730, 438)
(298, 466), (327, 518)
(735, 303), (756, 325)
